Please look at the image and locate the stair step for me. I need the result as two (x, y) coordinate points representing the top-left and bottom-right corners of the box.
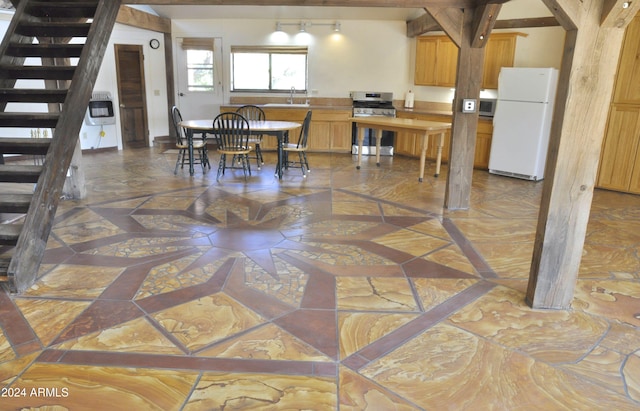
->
(0, 258), (9, 282)
(0, 224), (22, 246)
(26, 2), (99, 19)
(0, 89), (68, 104)
(0, 165), (43, 183)
(16, 22), (91, 38)
(7, 43), (85, 58)
(0, 138), (51, 155)
(0, 113), (59, 128)
(0, 194), (32, 214)
(0, 65), (76, 80)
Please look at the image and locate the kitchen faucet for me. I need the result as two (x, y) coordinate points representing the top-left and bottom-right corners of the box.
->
(289, 86), (295, 104)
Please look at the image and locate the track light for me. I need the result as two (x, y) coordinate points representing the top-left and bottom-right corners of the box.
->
(274, 21), (342, 33)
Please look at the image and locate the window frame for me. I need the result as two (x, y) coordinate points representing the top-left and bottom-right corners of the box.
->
(230, 46), (308, 93)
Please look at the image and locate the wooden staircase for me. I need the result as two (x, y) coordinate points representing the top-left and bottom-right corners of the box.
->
(0, 0), (121, 292)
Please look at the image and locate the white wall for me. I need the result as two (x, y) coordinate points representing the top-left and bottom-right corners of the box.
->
(80, 23), (168, 150)
(172, 18), (412, 102)
(0, 7), (566, 149)
(172, 17), (565, 107)
(0, 13), (169, 150)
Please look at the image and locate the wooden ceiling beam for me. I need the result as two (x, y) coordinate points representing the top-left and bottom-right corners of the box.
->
(539, 0), (578, 30)
(471, 3), (501, 47)
(117, 5), (172, 33)
(424, 6), (464, 47)
(123, 0), (476, 6)
(601, 0), (640, 28)
(408, 15), (560, 37)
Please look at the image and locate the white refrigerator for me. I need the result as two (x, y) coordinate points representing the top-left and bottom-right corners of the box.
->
(488, 67), (559, 181)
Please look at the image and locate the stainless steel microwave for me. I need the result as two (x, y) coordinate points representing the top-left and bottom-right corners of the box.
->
(479, 98), (497, 117)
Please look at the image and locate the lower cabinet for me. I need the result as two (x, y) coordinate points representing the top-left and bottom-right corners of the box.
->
(474, 120), (493, 169)
(395, 111), (493, 169)
(221, 106), (352, 153)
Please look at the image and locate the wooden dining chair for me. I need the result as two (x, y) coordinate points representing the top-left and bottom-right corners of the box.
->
(171, 106), (210, 174)
(212, 112), (253, 181)
(236, 105), (265, 169)
(283, 110), (312, 177)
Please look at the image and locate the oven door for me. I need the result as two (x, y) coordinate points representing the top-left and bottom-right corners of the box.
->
(351, 115), (395, 156)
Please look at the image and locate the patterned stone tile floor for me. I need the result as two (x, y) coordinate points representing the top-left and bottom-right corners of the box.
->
(1, 147), (639, 410)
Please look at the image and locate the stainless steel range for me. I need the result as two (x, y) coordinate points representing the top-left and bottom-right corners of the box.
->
(351, 91), (396, 156)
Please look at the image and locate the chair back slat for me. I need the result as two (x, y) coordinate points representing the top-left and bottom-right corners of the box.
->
(171, 106), (186, 145)
(236, 105), (265, 121)
(213, 112), (251, 152)
(297, 110), (312, 148)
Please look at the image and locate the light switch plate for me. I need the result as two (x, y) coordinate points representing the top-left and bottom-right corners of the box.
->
(462, 99), (477, 113)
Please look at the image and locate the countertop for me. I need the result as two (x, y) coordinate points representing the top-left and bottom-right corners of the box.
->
(221, 103), (352, 111)
(223, 103), (493, 121)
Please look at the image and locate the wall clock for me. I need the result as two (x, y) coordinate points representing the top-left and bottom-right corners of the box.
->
(149, 39), (160, 49)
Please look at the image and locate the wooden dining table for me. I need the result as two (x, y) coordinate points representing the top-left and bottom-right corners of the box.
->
(350, 116), (452, 182)
(179, 119), (302, 178)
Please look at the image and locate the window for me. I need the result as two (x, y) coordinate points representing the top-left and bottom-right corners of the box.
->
(231, 46), (307, 92)
(182, 38), (215, 92)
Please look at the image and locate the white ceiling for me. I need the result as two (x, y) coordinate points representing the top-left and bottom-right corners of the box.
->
(146, 5), (428, 21)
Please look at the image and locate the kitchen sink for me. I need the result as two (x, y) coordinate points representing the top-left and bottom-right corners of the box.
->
(262, 103), (310, 108)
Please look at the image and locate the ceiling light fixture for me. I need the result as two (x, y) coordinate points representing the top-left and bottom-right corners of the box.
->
(274, 21), (341, 33)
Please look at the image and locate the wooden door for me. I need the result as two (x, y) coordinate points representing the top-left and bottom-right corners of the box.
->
(176, 37), (224, 120)
(115, 44), (149, 149)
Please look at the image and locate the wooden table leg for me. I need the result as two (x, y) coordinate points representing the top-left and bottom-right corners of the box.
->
(356, 126), (364, 170)
(375, 128), (382, 167)
(435, 131), (444, 177)
(275, 131), (285, 179)
(187, 129), (195, 176)
(419, 132), (427, 182)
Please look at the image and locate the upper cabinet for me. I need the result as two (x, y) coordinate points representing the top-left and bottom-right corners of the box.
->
(415, 33), (519, 89)
(415, 36), (459, 87)
(612, 14), (640, 104)
(482, 33), (518, 89)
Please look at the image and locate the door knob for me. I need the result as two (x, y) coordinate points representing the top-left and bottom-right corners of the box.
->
(179, 92), (185, 96)
(120, 104), (125, 108)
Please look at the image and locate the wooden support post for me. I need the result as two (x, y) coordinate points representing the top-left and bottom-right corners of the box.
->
(444, 9), (485, 210)
(526, 9), (627, 309)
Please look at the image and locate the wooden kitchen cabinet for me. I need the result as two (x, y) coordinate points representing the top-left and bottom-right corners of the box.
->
(597, 14), (640, 194)
(415, 36), (458, 87)
(221, 106), (351, 153)
(474, 120), (493, 169)
(415, 33), (518, 89)
(396, 111), (492, 169)
(395, 112), (451, 161)
(597, 105), (640, 193)
(612, 14), (640, 104)
(331, 122), (352, 151)
(482, 33), (518, 90)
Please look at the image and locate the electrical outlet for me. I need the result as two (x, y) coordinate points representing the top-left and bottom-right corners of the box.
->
(462, 99), (477, 113)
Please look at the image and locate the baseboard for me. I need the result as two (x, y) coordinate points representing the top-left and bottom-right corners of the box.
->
(81, 147), (117, 155)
